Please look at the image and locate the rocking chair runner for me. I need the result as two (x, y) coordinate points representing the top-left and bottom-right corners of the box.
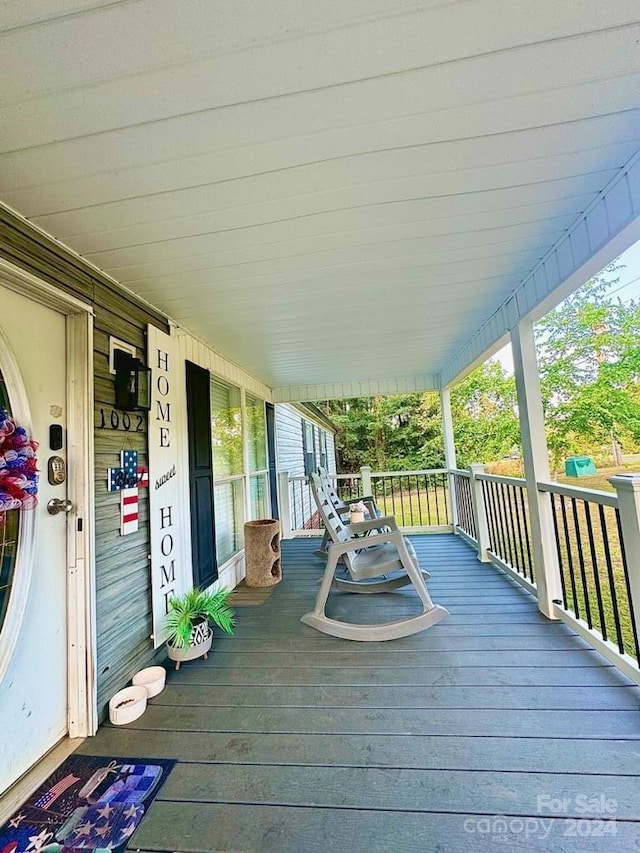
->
(302, 473), (449, 640)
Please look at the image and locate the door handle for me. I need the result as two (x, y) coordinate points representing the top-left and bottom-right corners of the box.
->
(47, 498), (73, 516)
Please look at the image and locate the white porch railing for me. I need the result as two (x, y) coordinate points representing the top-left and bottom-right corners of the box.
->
(283, 468), (452, 536)
(451, 467), (640, 684)
(281, 466), (640, 684)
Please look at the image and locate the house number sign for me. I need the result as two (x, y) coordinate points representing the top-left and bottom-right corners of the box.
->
(97, 407), (144, 431)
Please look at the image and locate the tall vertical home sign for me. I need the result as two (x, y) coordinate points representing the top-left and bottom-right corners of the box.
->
(147, 325), (183, 647)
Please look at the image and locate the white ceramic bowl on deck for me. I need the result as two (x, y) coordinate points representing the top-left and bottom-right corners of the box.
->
(132, 665), (166, 698)
(108, 685), (148, 725)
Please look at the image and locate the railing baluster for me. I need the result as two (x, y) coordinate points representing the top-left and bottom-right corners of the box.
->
(441, 473), (449, 526)
(616, 510), (640, 663)
(584, 502), (608, 642)
(560, 495), (580, 619)
(519, 489), (533, 582)
(511, 484), (527, 579)
(416, 474), (423, 526)
(425, 474), (433, 526)
(467, 477), (476, 539)
(493, 482), (507, 562)
(500, 482), (516, 570)
(571, 498), (592, 629)
(433, 474), (442, 525)
(600, 505), (624, 654)
(483, 480), (497, 554)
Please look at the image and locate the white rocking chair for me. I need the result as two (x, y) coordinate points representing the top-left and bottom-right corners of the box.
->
(314, 466), (381, 558)
(301, 473), (449, 641)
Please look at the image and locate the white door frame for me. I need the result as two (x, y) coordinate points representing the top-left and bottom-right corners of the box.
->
(0, 257), (97, 738)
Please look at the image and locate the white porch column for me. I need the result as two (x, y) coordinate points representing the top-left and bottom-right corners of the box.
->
(609, 474), (640, 653)
(469, 463), (491, 562)
(360, 465), (373, 497)
(440, 387), (458, 529)
(278, 471), (292, 540)
(511, 320), (562, 618)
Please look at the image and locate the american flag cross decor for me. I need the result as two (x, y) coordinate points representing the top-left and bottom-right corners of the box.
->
(107, 450), (149, 536)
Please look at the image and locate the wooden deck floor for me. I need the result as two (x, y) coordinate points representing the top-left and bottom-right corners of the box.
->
(82, 535), (640, 852)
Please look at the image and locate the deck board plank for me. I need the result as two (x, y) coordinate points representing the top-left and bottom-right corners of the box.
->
(129, 802), (638, 853)
(75, 534), (640, 852)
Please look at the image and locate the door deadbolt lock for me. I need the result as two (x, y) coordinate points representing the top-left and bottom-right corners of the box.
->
(47, 498), (73, 516)
(48, 456), (67, 485)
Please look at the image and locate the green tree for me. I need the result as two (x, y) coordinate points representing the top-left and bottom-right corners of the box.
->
(325, 393), (445, 471)
(450, 361), (520, 467)
(535, 267), (640, 470)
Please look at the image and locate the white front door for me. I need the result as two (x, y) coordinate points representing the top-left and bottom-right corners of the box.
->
(0, 283), (70, 795)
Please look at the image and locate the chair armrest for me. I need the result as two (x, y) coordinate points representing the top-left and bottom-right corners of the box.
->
(348, 515), (398, 534)
(327, 530), (404, 556)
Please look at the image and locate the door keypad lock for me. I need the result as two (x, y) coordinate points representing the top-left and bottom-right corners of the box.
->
(48, 456), (66, 485)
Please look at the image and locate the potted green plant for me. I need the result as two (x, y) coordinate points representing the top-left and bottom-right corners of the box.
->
(164, 587), (235, 670)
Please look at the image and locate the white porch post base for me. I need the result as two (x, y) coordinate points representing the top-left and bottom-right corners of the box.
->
(469, 463), (491, 562)
(360, 465), (373, 497)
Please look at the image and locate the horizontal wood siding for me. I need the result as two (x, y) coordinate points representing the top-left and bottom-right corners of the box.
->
(0, 207), (169, 718)
(326, 433), (337, 475)
(275, 404), (337, 530)
(275, 404), (313, 528)
(275, 404), (306, 478)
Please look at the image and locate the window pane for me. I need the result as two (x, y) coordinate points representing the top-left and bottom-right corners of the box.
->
(246, 393), (267, 472)
(210, 378), (243, 477)
(303, 420), (316, 475)
(249, 473), (269, 520)
(214, 479), (244, 565)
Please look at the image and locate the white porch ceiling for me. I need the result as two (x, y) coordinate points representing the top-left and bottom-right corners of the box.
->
(2, 0), (640, 397)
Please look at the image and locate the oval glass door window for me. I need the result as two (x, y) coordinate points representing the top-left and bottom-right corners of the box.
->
(0, 372), (19, 634)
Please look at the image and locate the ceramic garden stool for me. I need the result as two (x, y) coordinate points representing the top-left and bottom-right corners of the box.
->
(244, 518), (282, 587)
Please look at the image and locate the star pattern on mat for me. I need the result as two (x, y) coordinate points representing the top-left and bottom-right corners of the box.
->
(123, 804), (138, 820)
(25, 828), (53, 851)
(96, 802), (115, 820)
(95, 820), (111, 838)
(8, 812), (25, 828)
(74, 818), (96, 837)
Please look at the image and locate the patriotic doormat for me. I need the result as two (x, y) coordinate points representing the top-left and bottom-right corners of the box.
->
(0, 754), (174, 852)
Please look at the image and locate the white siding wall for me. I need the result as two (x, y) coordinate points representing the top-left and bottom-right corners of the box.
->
(275, 403), (337, 532)
(326, 432), (337, 475)
(275, 404), (307, 478)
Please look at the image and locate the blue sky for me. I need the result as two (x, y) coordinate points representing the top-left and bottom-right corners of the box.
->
(608, 240), (640, 303)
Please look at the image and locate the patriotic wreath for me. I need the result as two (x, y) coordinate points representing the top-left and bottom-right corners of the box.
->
(0, 406), (39, 513)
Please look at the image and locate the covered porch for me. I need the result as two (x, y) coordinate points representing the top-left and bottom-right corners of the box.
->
(82, 535), (640, 852)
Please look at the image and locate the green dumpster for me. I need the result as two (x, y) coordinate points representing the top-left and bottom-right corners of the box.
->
(564, 456), (597, 477)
